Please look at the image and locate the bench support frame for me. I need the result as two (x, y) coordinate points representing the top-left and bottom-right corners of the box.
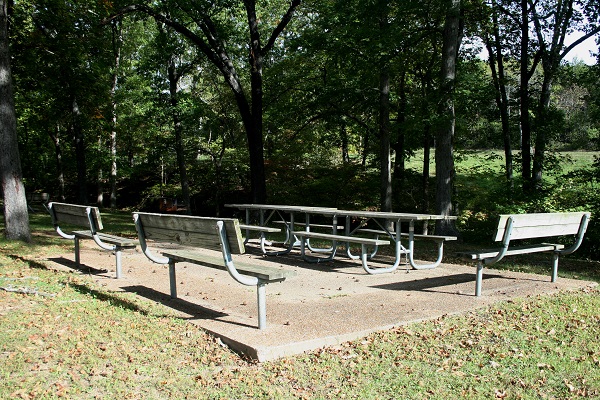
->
(465, 212), (590, 297)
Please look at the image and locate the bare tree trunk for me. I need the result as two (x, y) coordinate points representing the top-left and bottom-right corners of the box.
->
(168, 57), (191, 215)
(340, 121), (350, 163)
(434, 0), (462, 236)
(48, 126), (65, 201)
(486, 0), (513, 185)
(519, 0), (532, 192)
(379, 68), (392, 212)
(72, 97), (87, 204)
(97, 134), (104, 207)
(110, 19), (122, 209)
(1, 0), (30, 242)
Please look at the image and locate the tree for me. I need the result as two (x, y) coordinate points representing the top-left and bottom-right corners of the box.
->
(530, 0), (600, 188)
(107, 1), (302, 204)
(435, 0), (462, 236)
(1, 0), (30, 242)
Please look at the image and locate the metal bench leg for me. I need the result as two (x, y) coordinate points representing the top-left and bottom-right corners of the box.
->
(74, 237), (81, 267)
(115, 247), (123, 279)
(475, 261), (483, 296)
(168, 260), (177, 299)
(551, 253), (559, 282)
(257, 282), (267, 330)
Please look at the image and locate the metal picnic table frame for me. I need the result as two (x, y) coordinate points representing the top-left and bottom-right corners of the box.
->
(225, 204), (338, 256)
(225, 204), (457, 274)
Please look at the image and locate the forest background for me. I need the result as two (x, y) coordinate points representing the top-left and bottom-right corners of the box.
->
(5, 0), (600, 259)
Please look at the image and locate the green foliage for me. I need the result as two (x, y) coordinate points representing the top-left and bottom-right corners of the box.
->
(455, 151), (600, 259)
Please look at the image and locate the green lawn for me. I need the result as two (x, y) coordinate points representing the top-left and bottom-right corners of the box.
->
(1, 210), (599, 398)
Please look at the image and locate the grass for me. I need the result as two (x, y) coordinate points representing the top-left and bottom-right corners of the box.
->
(2, 210), (600, 398)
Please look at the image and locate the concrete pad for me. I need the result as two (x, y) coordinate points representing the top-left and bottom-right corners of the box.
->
(44, 242), (596, 362)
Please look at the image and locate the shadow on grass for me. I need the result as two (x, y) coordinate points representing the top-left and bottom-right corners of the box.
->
(48, 256), (109, 275)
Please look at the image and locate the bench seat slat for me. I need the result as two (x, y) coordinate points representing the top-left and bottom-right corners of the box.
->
(161, 250), (296, 282)
(73, 230), (137, 248)
(459, 243), (565, 260)
(357, 228), (457, 241)
(273, 221), (344, 230)
(291, 231), (390, 246)
(238, 224), (281, 233)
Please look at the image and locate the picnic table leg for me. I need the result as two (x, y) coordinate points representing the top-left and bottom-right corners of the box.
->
(406, 220), (445, 270)
(265, 211), (296, 256)
(360, 243), (399, 274)
(305, 214), (337, 254)
(299, 235), (337, 263)
(344, 217), (379, 261)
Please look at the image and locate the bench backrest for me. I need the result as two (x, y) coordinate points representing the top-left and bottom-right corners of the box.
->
(133, 212), (245, 254)
(494, 212), (590, 242)
(47, 202), (103, 231)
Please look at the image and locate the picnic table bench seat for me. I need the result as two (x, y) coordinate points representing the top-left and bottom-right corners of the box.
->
(46, 202), (137, 278)
(458, 211), (590, 296)
(357, 228), (458, 243)
(290, 230), (391, 274)
(133, 212), (295, 330)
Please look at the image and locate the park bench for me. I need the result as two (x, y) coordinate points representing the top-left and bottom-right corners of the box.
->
(46, 202), (137, 278)
(458, 211), (591, 296)
(132, 212), (296, 330)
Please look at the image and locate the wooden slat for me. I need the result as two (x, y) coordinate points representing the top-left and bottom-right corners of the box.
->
(273, 221), (345, 230)
(135, 212), (244, 254)
(161, 250), (296, 282)
(73, 231), (137, 247)
(356, 229), (457, 241)
(49, 202), (103, 230)
(400, 233), (457, 241)
(238, 224), (281, 233)
(291, 231), (390, 246)
(494, 212), (588, 241)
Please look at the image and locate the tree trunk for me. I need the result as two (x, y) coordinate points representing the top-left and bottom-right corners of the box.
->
(97, 134), (103, 207)
(246, 2), (267, 204)
(486, 0), (513, 184)
(72, 97), (87, 204)
(340, 121), (350, 163)
(532, 74), (553, 187)
(49, 126), (65, 201)
(434, 0), (462, 236)
(110, 19), (122, 209)
(168, 58), (192, 214)
(1, 0), (30, 242)
(379, 68), (392, 212)
(519, 0), (532, 192)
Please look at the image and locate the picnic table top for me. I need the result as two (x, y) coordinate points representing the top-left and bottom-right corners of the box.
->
(225, 204), (456, 221)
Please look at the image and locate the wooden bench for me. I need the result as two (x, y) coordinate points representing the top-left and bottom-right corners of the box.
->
(46, 202), (137, 278)
(291, 230), (391, 274)
(458, 211), (590, 296)
(132, 212), (296, 330)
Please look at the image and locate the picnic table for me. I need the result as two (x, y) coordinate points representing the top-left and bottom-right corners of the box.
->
(225, 204), (338, 256)
(226, 204), (457, 274)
